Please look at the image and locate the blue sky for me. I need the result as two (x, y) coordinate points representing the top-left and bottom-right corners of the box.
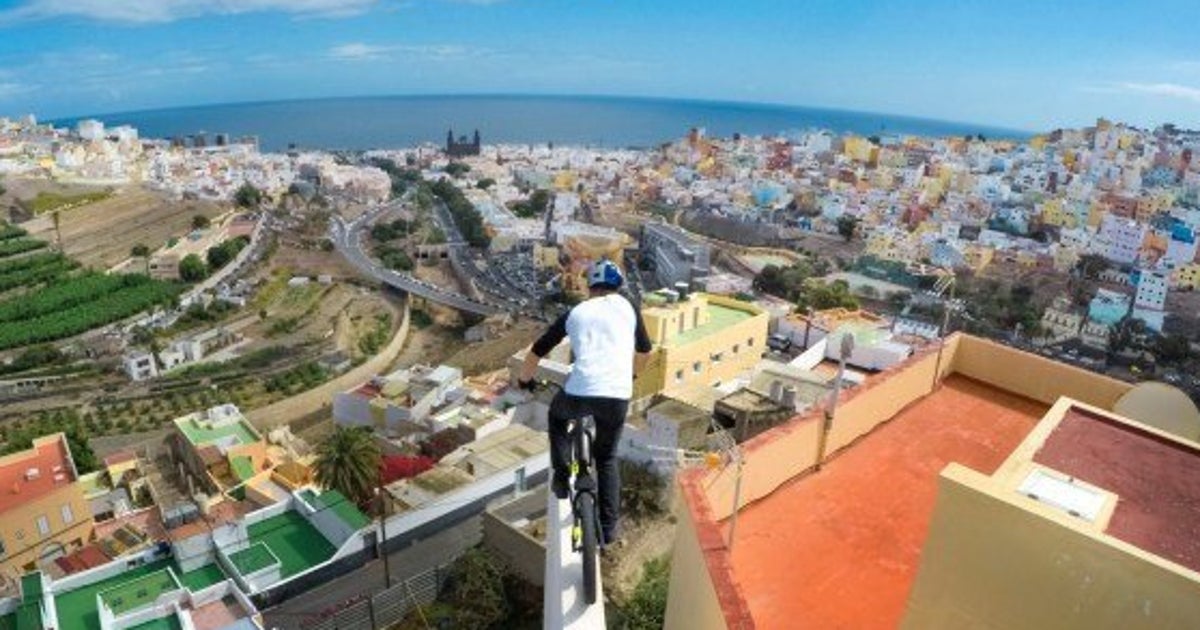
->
(2, 0), (1200, 131)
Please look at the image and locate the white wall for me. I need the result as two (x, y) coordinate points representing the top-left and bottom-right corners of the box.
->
(171, 531), (215, 573)
(383, 453), (550, 540)
(51, 546), (169, 594)
(297, 494), (362, 548)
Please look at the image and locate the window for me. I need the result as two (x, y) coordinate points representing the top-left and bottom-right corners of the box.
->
(693, 361), (702, 374)
(733, 343), (740, 354)
(675, 369), (684, 383)
(0, 536), (5, 556)
(61, 504), (74, 525)
(748, 337), (755, 347)
(678, 317), (685, 334)
(693, 307), (700, 327)
(36, 515), (50, 538)
(713, 352), (723, 364)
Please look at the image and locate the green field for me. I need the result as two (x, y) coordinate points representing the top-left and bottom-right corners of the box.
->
(0, 238), (47, 260)
(0, 272), (181, 350)
(27, 190), (112, 215)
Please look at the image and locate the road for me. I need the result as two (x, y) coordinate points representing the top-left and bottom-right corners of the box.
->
(330, 205), (501, 317)
(261, 515), (482, 629)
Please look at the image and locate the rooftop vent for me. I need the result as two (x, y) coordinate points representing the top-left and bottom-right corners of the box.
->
(25, 468), (40, 481)
(1018, 469), (1105, 522)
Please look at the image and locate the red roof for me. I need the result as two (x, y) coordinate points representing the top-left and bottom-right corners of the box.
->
(103, 451), (136, 467)
(1035, 406), (1200, 573)
(0, 434), (76, 514)
(725, 376), (1045, 629)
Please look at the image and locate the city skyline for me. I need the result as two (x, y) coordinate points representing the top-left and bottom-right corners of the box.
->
(2, 0), (1200, 131)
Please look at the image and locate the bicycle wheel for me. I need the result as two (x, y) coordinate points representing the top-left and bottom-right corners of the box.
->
(577, 492), (599, 605)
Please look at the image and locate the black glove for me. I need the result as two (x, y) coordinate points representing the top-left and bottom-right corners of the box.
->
(518, 379), (537, 392)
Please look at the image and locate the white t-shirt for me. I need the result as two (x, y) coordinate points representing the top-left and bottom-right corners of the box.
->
(531, 293), (652, 399)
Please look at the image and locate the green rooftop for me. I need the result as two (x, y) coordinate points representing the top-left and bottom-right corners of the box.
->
(19, 573), (42, 600)
(668, 302), (755, 347)
(98, 568), (180, 616)
(305, 489), (371, 531)
(128, 615), (183, 630)
(174, 413), (258, 448)
(229, 542), (280, 575)
(231, 456), (255, 482)
(247, 511), (335, 578)
(55, 559), (172, 630)
(178, 563), (227, 591)
(14, 605), (38, 630)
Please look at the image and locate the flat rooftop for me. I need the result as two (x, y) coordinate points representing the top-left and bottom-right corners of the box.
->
(0, 434), (75, 514)
(669, 302), (753, 347)
(300, 489), (371, 531)
(246, 510), (335, 577)
(727, 376), (1046, 629)
(1033, 406), (1200, 573)
(55, 559), (173, 630)
(174, 413), (258, 449)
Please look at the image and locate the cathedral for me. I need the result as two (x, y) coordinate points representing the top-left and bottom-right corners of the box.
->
(446, 129), (481, 157)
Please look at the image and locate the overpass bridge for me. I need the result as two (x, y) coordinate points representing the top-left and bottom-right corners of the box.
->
(330, 213), (501, 317)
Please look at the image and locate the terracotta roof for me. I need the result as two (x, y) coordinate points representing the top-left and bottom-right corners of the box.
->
(726, 376), (1045, 629)
(1035, 406), (1200, 573)
(0, 434), (76, 514)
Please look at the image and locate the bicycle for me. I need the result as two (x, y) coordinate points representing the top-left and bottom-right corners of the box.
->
(520, 379), (602, 605)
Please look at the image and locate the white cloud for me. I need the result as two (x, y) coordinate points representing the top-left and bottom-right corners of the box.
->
(0, 83), (36, 99)
(329, 42), (477, 62)
(329, 43), (394, 61)
(0, 0), (378, 24)
(1116, 82), (1200, 104)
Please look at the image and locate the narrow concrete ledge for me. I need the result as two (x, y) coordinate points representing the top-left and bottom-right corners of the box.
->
(543, 487), (606, 629)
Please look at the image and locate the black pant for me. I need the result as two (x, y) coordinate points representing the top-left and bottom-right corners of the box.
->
(548, 391), (628, 542)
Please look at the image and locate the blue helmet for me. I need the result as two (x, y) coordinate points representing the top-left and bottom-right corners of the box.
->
(587, 259), (624, 290)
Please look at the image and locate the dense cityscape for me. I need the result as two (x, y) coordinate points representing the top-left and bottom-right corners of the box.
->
(0, 106), (1197, 629)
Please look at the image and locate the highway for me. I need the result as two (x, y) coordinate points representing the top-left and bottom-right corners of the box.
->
(330, 206), (502, 317)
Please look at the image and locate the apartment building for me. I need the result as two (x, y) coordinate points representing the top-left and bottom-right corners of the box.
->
(0, 434), (94, 578)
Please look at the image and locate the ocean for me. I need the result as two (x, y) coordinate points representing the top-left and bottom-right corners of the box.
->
(56, 94), (1030, 153)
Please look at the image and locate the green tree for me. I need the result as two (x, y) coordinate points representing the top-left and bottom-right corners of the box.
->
(476, 177), (495, 190)
(1155, 333), (1192, 364)
(836, 214), (860, 242)
(179, 254), (208, 282)
(620, 460), (667, 521)
(1074, 253), (1110, 280)
(445, 162), (471, 178)
(191, 214), (211, 230)
(234, 183), (263, 209)
(314, 426), (381, 506)
(445, 548), (510, 628)
(131, 243), (150, 257)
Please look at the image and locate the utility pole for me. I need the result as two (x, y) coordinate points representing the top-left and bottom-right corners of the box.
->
(816, 333), (854, 471)
(376, 482), (392, 589)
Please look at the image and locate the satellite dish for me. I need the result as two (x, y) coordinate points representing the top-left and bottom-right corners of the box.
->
(1113, 382), (1200, 442)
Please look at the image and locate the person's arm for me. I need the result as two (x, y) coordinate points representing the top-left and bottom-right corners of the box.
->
(632, 300), (653, 377)
(519, 311), (570, 384)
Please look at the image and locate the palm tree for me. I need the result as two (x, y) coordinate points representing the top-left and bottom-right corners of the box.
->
(314, 426), (381, 506)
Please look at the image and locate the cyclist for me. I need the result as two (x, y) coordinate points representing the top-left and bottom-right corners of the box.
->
(518, 259), (652, 546)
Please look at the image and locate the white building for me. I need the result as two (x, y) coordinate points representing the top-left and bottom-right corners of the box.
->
(333, 364), (465, 434)
(1132, 269), (1168, 332)
(122, 351), (159, 381)
(76, 119), (104, 141)
(1096, 215), (1146, 265)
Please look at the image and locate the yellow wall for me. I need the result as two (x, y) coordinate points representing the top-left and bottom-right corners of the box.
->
(664, 503), (730, 630)
(0, 481), (93, 575)
(903, 464), (1200, 630)
(635, 295), (769, 400)
(950, 335), (1132, 407)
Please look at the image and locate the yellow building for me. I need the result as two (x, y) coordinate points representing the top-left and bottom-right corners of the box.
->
(842, 136), (877, 164)
(1039, 199), (1069, 227)
(0, 434), (95, 577)
(635, 292), (769, 399)
(1174, 263), (1200, 290)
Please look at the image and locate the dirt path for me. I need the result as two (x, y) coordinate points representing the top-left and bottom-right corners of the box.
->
(245, 296), (410, 432)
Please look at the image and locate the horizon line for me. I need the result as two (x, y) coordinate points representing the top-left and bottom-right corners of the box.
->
(40, 92), (1038, 136)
